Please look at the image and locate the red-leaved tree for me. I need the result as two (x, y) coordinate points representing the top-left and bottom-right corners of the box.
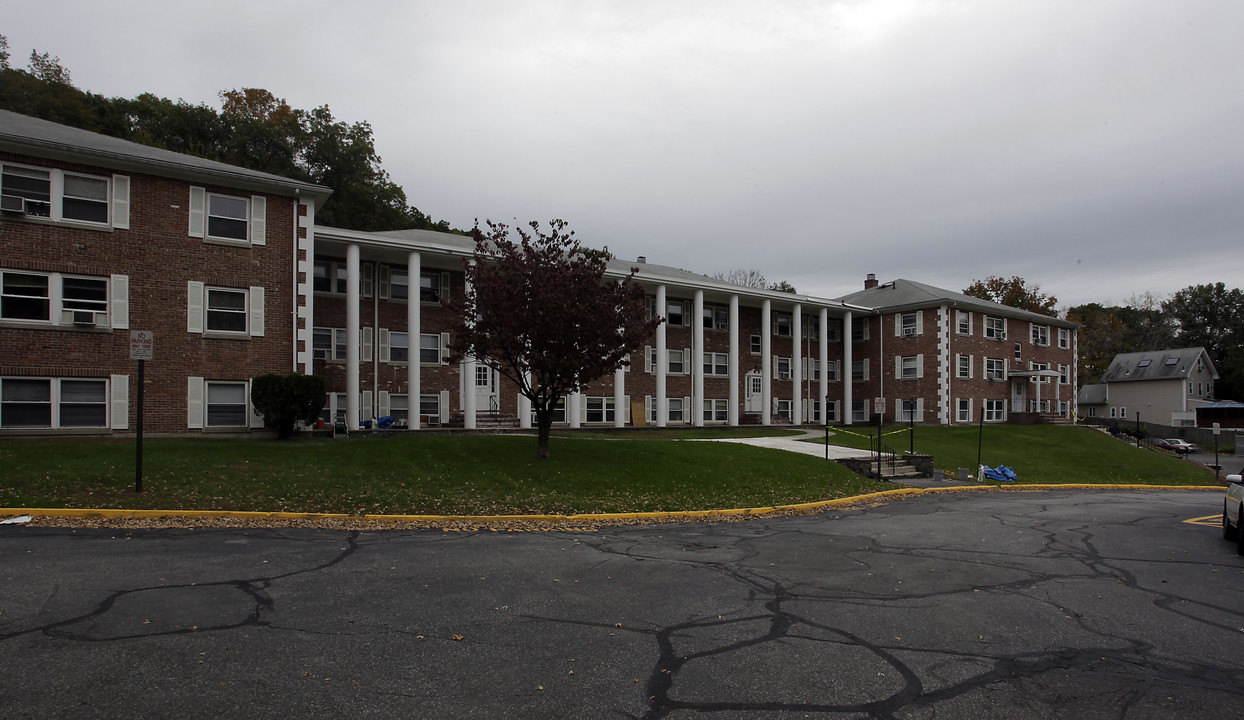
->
(447, 219), (661, 458)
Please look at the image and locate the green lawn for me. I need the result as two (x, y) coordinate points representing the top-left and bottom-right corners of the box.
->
(0, 434), (888, 516)
(817, 424), (1217, 486)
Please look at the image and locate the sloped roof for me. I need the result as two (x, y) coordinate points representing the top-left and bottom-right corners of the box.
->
(1100, 347), (1217, 383)
(0, 109), (331, 201)
(1077, 383), (1108, 404)
(835, 278), (1078, 327)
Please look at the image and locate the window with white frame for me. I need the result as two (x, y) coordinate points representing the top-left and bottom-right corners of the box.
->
(703, 398), (728, 423)
(1110, 406), (1117, 419)
(586, 397), (616, 423)
(0, 377), (109, 429)
(774, 312), (792, 337)
(899, 399), (919, 422)
(420, 271), (444, 303)
(899, 356), (919, 379)
(205, 288), (247, 333)
(668, 349), (686, 374)
(807, 358), (821, 381)
(421, 394), (443, 425)
(824, 399), (839, 423)
(388, 268), (409, 301)
(205, 381), (248, 428)
(825, 359), (839, 381)
(1014, 343), (1022, 361)
(313, 259), (348, 294)
(1120, 406), (1129, 418)
(1058, 327), (1070, 349)
(206, 193), (249, 241)
(957, 354), (972, 379)
(388, 394), (409, 422)
(703, 306), (728, 331)
(666, 300), (686, 326)
(984, 316), (1006, 340)
(803, 317), (820, 340)
(775, 356), (792, 380)
(1030, 362), (1050, 383)
(852, 359), (868, 382)
(776, 399), (793, 421)
(704, 352), (729, 376)
(984, 399), (1006, 422)
(1, 164), (124, 227)
(668, 397), (685, 422)
(419, 333), (444, 364)
(985, 358), (1005, 381)
(750, 335), (762, 354)
(1030, 324), (1049, 347)
(956, 310), (972, 335)
(312, 327), (348, 362)
(957, 398), (972, 422)
(1058, 401), (1069, 417)
(1058, 364), (1070, 385)
(1, 270), (115, 326)
(900, 312), (918, 336)
(388, 331), (409, 363)
(852, 318), (869, 341)
(851, 399), (869, 422)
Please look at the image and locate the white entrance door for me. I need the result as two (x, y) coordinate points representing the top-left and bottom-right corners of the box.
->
(1011, 379), (1026, 414)
(745, 373), (763, 413)
(475, 365), (499, 413)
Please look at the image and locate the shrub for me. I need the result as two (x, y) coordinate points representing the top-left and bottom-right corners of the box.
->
(250, 373), (327, 439)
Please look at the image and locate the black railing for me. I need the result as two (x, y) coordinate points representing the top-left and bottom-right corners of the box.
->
(871, 435), (900, 478)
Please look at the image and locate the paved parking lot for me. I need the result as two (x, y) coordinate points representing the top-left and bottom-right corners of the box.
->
(2, 488), (1241, 718)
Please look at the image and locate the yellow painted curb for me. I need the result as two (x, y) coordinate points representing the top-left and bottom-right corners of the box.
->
(0, 484), (1224, 528)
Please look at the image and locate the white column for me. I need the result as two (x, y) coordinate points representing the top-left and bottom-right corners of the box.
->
(761, 299), (772, 426)
(819, 308), (829, 424)
(728, 295), (739, 426)
(569, 391), (582, 428)
(519, 370), (532, 429)
(792, 303), (802, 425)
(345, 244), (361, 430)
(656, 284), (668, 427)
(408, 251), (421, 430)
(463, 358), (477, 429)
(613, 367), (625, 428)
(460, 264), (472, 427)
(843, 310), (854, 425)
(693, 290), (704, 427)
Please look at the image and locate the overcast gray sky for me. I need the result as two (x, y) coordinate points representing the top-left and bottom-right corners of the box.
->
(7, 1), (1242, 309)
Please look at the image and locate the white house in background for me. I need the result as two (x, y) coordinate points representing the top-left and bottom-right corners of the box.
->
(1077, 347), (1218, 427)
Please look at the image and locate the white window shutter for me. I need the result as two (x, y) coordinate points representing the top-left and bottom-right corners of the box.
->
(917, 398), (924, 417)
(439, 333), (450, 364)
(111, 175), (130, 230)
(441, 272), (451, 301)
(249, 380), (266, 428)
(249, 196), (266, 245)
(362, 263), (374, 298)
(110, 274), (129, 329)
(438, 390), (450, 418)
(188, 187), (206, 238)
(360, 327), (373, 361)
(969, 355), (974, 379)
(644, 346), (653, 373)
(187, 377), (204, 429)
(895, 356), (902, 379)
(379, 328), (390, 362)
(624, 395), (631, 423)
(916, 312), (924, 335)
(249, 286), (265, 336)
(894, 314), (902, 337)
(110, 374), (129, 430)
(379, 391), (390, 417)
(362, 391), (373, 420)
(645, 396), (653, 423)
(379, 265), (390, 299)
(187, 281), (204, 333)
(863, 399), (871, 416)
(917, 354), (924, 379)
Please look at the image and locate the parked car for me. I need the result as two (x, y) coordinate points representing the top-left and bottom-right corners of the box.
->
(1223, 475), (1244, 555)
(1153, 438), (1197, 454)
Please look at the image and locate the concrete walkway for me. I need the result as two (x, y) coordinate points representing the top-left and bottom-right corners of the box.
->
(690, 430), (983, 488)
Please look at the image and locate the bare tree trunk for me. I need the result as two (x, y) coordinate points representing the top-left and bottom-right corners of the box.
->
(536, 414), (553, 459)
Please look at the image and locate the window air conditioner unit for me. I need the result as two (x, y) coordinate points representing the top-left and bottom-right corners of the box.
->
(1, 194), (24, 213)
(902, 328), (916, 337)
(62, 309), (106, 327)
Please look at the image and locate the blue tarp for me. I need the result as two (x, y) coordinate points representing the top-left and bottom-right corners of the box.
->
(981, 465), (1018, 482)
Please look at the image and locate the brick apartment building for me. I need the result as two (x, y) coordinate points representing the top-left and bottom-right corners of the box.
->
(1, 110), (1078, 435)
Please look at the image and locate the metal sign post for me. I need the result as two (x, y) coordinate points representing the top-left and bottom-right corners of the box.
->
(129, 331), (154, 493)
